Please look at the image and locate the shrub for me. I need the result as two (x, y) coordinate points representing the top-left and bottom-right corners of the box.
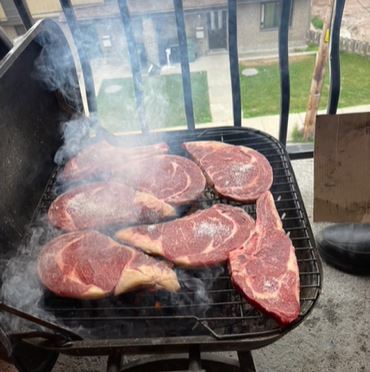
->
(311, 16), (324, 30)
(290, 125), (314, 143)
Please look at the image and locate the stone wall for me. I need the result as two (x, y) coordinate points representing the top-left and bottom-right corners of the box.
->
(307, 29), (370, 56)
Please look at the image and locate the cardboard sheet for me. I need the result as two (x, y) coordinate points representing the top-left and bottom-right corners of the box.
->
(314, 112), (370, 223)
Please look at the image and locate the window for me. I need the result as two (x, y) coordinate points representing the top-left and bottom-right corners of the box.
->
(261, 1), (293, 30)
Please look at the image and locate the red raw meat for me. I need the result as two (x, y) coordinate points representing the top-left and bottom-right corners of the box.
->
(115, 204), (254, 268)
(48, 182), (176, 231)
(229, 191), (300, 325)
(63, 141), (169, 182)
(183, 141), (273, 202)
(37, 231), (180, 299)
(111, 155), (206, 206)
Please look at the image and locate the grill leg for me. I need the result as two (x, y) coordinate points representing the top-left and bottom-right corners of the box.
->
(11, 340), (58, 372)
(188, 345), (202, 370)
(107, 351), (123, 372)
(237, 351), (256, 372)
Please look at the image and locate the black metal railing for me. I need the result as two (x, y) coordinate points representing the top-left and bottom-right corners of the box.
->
(328, 0), (346, 115)
(13, 0), (33, 30)
(0, 26), (12, 59)
(60, 0), (97, 114)
(278, 0), (292, 146)
(117, 0), (146, 132)
(228, 0), (241, 128)
(7, 0), (347, 157)
(174, 0), (195, 130)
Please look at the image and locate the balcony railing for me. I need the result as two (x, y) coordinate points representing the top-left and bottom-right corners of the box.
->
(0, 0), (347, 158)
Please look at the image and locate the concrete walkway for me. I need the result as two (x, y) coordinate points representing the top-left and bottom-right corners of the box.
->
(161, 53), (233, 124)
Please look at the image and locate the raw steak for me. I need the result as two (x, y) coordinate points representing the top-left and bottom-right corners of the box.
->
(115, 204), (254, 268)
(110, 155), (206, 206)
(37, 231), (180, 299)
(183, 141), (273, 202)
(229, 191), (300, 325)
(48, 182), (176, 231)
(63, 141), (169, 182)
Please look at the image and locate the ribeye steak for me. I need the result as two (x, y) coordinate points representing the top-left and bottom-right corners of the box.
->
(37, 230), (180, 299)
(229, 191), (300, 325)
(183, 141), (273, 202)
(63, 141), (169, 182)
(48, 182), (176, 231)
(115, 204), (254, 268)
(110, 155), (206, 206)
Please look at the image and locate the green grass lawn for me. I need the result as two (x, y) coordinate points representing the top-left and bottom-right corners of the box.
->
(97, 71), (211, 132)
(240, 52), (370, 118)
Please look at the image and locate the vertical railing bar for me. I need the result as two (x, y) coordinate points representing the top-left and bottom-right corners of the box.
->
(173, 0), (195, 130)
(0, 26), (12, 59)
(13, 0), (33, 30)
(228, 0), (242, 128)
(60, 0), (97, 114)
(117, 0), (147, 133)
(278, 0), (292, 146)
(327, 0), (346, 114)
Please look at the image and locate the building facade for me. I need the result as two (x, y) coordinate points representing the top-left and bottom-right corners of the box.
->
(0, 0), (311, 65)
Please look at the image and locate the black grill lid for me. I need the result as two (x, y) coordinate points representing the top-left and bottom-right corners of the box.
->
(0, 19), (83, 251)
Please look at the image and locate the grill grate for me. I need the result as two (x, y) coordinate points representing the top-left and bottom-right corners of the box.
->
(28, 127), (321, 341)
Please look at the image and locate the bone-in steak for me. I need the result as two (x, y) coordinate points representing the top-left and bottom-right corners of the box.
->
(115, 204), (254, 268)
(183, 141), (273, 202)
(37, 231), (180, 299)
(48, 182), (176, 231)
(63, 141), (169, 182)
(111, 155), (206, 206)
(229, 191), (300, 325)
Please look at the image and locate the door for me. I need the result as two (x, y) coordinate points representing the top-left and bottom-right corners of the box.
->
(207, 10), (227, 50)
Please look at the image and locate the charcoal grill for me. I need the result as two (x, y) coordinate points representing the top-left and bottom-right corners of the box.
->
(35, 126), (321, 343)
(0, 125), (322, 371)
(0, 9), (325, 372)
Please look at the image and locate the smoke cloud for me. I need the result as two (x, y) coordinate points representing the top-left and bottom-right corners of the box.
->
(1, 217), (60, 331)
(0, 7), (218, 341)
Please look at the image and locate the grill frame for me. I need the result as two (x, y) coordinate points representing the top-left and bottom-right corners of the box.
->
(1, 126), (322, 354)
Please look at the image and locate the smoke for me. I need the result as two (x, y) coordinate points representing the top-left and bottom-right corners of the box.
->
(0, 6), (219, 341)
(54, 116), (93, 166)
(0, 217), (60, 332)
(175, 266), (225, 317)
(32, 30), (83, 111)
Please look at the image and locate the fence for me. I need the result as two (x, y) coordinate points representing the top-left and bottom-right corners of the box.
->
(307, 29), (370, 57)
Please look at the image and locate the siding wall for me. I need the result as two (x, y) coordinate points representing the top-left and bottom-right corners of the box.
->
(25, 0), (103, 17)
(0, 3), (6, 21)
(0, 0), (310, 58)
(237, 0), (310, 54)
(1, 24), (17, 39)
(95, 19), (129, 62)
(185, 12), (209, 55)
